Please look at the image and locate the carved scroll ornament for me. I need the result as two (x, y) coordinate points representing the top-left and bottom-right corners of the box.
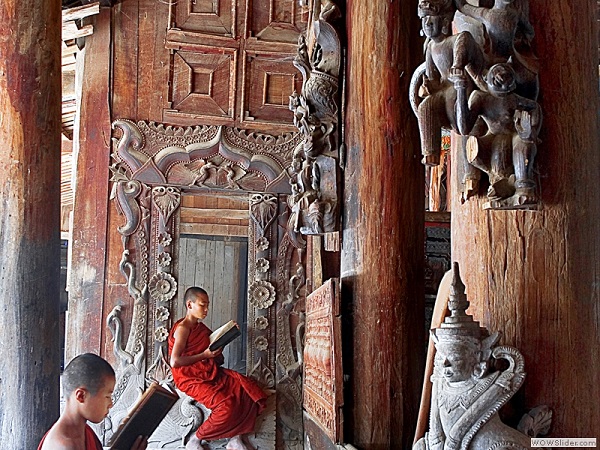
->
(410, 0), (541, 210)
(414, 263), (551, 450)
(288, 0), (342, 242)
(111, 119), (302, 194)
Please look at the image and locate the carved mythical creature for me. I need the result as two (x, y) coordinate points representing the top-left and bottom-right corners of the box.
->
(414, 263), (550, 450)
(288, 7), (341, 240)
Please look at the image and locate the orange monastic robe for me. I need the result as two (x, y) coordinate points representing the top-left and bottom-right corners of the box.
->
(37, 424), (103, 450)
(168, 320), (267, 441)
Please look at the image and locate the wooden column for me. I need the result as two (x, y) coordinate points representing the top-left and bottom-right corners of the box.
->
(342, 0), (425, 448)
(0, 0), (62, 448)
(451, 0), (600, 437)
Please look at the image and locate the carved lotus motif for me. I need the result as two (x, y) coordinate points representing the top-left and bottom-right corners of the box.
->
(255, 336), (269, 352)
(156, 306), (170, 322)
(249, 280), (276, 309)
(154, 326), (169, 342)
(149, 272), (177, 302)
(158, 232), (172, 247)
(256, 237), (269, 252)
(256, 258), (270, 273)
(157, 252), (172, 268)
(255, 316), (269, 330)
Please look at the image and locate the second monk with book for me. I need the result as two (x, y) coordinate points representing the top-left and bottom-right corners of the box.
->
(168, 287), (267, 450)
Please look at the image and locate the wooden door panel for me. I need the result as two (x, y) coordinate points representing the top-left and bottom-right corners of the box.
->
(241, 52), (302, 128)
(175, 0), (235, 37)
(166, 49), (237, 124)
(247, 0), (307, 44)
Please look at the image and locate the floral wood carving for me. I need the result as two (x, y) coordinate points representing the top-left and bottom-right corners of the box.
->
(409, 0), (541, 210)
(288, 0), (342, 240)
(111, 119), (302, 194)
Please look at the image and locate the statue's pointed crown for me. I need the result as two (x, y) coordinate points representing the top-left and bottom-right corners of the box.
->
(432, 262), (489, 343)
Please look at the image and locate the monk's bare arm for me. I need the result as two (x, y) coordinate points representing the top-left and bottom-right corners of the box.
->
(169, 324), (222, 368)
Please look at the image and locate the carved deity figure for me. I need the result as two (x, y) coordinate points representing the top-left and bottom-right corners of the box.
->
(414, 263), (549, 450)
(411, 0), (484, 165)
(454, 63), (541, 204)
(410, 0), (542, 209)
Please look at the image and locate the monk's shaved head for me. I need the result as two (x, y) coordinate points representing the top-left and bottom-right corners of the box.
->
(62, 353), (115, 397)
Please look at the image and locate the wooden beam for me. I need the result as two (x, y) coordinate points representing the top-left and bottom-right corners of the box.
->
(179, 207), (250, 220)
(62, 22), (94, 40)
(61, 2), (100, 22)
(180, 223), (249, 237)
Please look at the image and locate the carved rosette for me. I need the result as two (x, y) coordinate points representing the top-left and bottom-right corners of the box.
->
(148, 272), (178, 302)
(249, 280), (276, 310)
(247, 193), (280, 389)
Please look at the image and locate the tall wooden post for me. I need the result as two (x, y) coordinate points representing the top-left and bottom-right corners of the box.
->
(451, 0), (600, 437)
(0, 0), (62, 448)
(342, 0), (425, 448)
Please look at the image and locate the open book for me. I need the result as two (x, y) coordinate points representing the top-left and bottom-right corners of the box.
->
(108, 382), (179, 450)
(209, 320), (241, 351)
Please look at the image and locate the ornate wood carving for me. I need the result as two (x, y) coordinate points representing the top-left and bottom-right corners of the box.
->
(303, 278), (343, 444)
(410, 0), (541, 210)
(109, 131), (307, 446)
(414, 263), (551, 450)
(111, 119), (302, 194)
(288, 0), (342, 240)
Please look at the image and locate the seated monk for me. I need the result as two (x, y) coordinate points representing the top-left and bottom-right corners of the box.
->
(169, 287), (267, 450)
(38, 353), (147, 450)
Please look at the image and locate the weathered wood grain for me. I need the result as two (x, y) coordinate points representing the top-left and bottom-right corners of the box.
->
(0, 0), (62, 448)
(342, 0), (425, 447)
(451, 0), (600, 437)
(67, 9), (112, 360)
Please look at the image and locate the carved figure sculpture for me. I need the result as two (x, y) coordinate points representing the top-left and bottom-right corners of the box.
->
(288, 3), (341, 240)
(454, 63), (541, 206)
(414, 263), (550, 450)
(410, 0), (542, 209)
(411, 0), (484, 165)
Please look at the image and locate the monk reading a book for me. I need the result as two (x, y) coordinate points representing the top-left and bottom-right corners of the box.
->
(38, 353), (147, 450)
(169, 287), (267, 450)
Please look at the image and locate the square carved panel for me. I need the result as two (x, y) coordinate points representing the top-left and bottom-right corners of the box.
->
(248, 0), (307, 43)
(165, 50), (236, 124)
(174, 0), (235, 37)
(241, 52), (302, 129)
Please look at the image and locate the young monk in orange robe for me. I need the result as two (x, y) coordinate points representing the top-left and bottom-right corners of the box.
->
(169, 287), (267, 450)
(38, 353), (147, 450)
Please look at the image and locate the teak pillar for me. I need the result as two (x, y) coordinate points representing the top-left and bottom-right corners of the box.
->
(0, 0), (62, 448)
(342, 0), (424, 448)
(451, 0), (600, 438)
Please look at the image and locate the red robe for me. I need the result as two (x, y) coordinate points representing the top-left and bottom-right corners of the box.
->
(168, 320), (267, 440)
(37, 424), (102, 450)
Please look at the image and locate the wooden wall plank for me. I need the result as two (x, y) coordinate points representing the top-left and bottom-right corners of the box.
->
(111, 0), (139, 119)
(67, 9), (112, 361)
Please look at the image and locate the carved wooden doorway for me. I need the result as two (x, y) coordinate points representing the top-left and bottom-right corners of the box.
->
(106, 120), (307, 449)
